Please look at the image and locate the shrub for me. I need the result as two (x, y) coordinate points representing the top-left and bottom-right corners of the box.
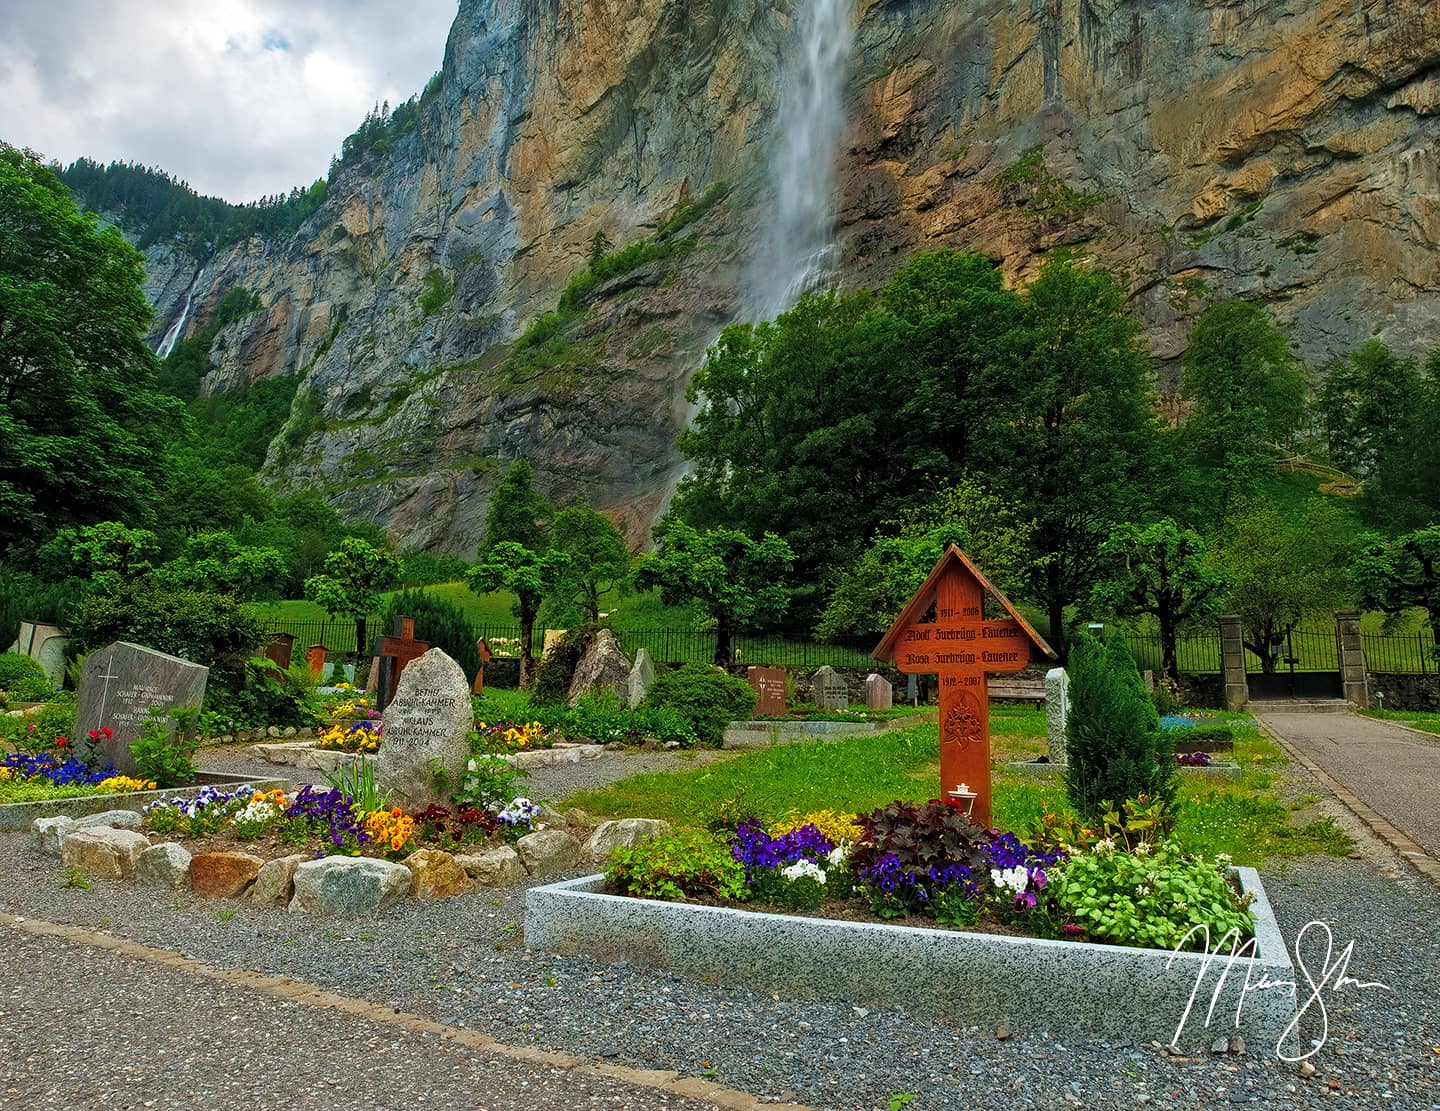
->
(644, 663), (757, 745)
(5, 674), (56, 703)
(530, 623), (600, 706)
(607, 831), (748, 901)
(1064, 633), (1175, 818)
(380, 588), (480, 678)
(130, 709), (200, 788)
(0, 652), (46, 688)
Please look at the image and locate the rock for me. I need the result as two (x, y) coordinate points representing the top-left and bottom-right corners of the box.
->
(1228, 1035), (1246, 1056)
(136, 843), (192, 888)
(403, 848), (475, 899)
(251, 853), (310, 907)
(73, 809), (144, 832)
(1211, 1036), (1230, 1055)
(626, 647), (657, 709)
(1298, 1061), (1317, 1078)
(454, 846), (527, 886)
(811, 666), (848, 711)
(585, 818), (672, 861)
(267, 726), (282, 738)
(282, 726), (297, 738)
(375, 648), (474, 809)
(190, 852), (265, 898)
(864, 673), (893, 709)
(31, 815), (76, 857)
(567, 629), (632, 707)
(516, 829), (582, 875)
(536, 803), (566, 828)
(563, 807), (593, 828)
(289, 856), (412, 915)
(60, 827), (151, 879)
(995, 1025), (1012, 1041)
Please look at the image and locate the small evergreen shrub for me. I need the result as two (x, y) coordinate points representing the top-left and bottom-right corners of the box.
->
(644, 663), (757, 745)
(0, 653), (47, 689)
(1064, 633), (1176, 818)
(380, 589), (480, 677)
(530, 623), (600, 706)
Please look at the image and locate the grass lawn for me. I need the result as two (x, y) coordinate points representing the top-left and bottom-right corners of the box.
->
(562, 709), (1352, 866)
(1360, 709), (1440, 735)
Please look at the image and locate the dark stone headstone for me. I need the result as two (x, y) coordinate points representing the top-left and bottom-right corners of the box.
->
(811, 666), (848, 711)
(747, 666), (787, 717)
(74, 642), (208, 775)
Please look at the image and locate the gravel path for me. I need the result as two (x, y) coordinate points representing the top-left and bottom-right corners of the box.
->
(1, 830), (1436, 1110)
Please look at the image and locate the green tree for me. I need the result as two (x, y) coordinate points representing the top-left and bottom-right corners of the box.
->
(549, 501), (630, 623)
(990, 260), (1160, 659)
(633, 518), (794, 665)
(484, 459), (551, 553)
(1181, 301), (1308, 517)
(1351, 526), (1440, 658)
(0, 145), (178, 552)
(1216, 498), (1352, 672)
(817, 479), (1033, 640)
(1064, 633), (1172, 819)
(1088, 519), (1229, 682)
(1318, 341), (1421, 480)
(303, 538), (401, 660)
(164, 531), (288, 601)
(1361, 349), (1440, 528)
(466, 541), (569, 688)
(35, 521), (160, 592)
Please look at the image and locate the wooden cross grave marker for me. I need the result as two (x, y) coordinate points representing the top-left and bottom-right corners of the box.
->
(872, 546), (1056, 828)
(370, 616), (430, 711)
(471, 638), (494, 696)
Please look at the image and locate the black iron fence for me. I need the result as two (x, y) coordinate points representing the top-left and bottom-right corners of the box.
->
(1125, 633), (1224, 676)
(1362, 632), (1436, 674)
(262, 617), (379, 657)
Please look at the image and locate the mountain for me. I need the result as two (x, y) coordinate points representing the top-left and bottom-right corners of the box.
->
(70, 0), (1440, 554)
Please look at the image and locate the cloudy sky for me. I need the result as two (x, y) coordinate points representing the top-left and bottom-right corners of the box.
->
(0, 0), (459, 202)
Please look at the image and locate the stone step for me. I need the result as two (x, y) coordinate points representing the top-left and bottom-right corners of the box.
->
(1248, 699), (1353, 714)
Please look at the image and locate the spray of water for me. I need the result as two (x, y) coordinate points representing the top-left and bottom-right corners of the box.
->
(747, 0), (854, 321)
(155, 267), (205, 359)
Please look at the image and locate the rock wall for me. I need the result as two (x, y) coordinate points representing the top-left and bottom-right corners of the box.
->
(134, 0), (1440, 553)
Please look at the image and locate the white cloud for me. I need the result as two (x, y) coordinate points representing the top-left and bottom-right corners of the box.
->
(0, 0), (457, 201)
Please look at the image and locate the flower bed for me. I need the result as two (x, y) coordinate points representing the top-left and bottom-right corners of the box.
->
(0, 771), (285, 831)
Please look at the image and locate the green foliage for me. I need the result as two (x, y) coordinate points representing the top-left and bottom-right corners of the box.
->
(4, 674), (57, 703)
(644, 663), (757, 746)
(185, 374), (300, 469)
(530, 623), (600, 706)
(997, 144), (1102, 217)
(224, 656), (320, 729)
(633, 519), (793, 664)
(68, 581), (265, 677)
(418, 269), (455, 317)
(0, 695), (73, 753)
(606, 831), (748, 901)
(397, 550), (470, 588)
(131, 708), (200, 788)
(1089, 519), (1229, 681)
(548, 501), (631, 623)
(1064, 633), (1173, 819)
(304, 538), (401, 656)
(467, 541), (570, 688)
(1051, 841), (1254, 951)
(483, 460), (552, 553)
(0, 565), (87, 645)
(159, 531), (288, 600)
(0, 652), (46, 688)
(557, 235), (697, 313)
(1318, 341), (1419, 480)
(453, 754), (528, 810)
(1351, 527), (1440, 654)
(380, 588), (481, 678)
(850, 800), (989, 919)
(657, 180), (729, 239)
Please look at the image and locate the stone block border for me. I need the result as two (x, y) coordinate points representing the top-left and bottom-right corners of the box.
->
(525, 869), (1296, 1051)
(0, 773), (287, 831)
(721, 713), (934, 749)
(1003, 760), (1244, 781)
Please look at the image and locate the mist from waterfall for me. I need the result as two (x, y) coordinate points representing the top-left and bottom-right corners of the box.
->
(155, 268), (205, 359)
(747, 0), (854, 321)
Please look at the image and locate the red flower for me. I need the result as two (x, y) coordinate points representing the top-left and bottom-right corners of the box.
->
(55, 737), (67, 748)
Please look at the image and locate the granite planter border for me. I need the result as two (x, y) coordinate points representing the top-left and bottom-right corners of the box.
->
(721, 712), (935, 749)
(526, 869), (1296, 1052)
(1004, 760), (1244, 781)
(0, 772), (287, 831)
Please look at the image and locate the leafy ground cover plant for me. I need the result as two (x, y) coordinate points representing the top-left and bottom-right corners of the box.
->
(131, 709), (201, 787)
(608, 831), (748, 902)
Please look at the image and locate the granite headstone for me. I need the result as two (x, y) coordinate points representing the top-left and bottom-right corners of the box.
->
(375, 648), (474, 809)
(627, 647), (657, 709)
(747, 666), (787, 716)
(864, 673), (893, 710)
(811, 666), (848, 711)
(1045, 667), (1071, 765)
(74, 642), (209, 776)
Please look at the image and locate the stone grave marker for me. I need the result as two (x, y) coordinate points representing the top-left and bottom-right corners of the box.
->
(376, 648), (474, 809)
(1045, 667), (1070, 765)
(264, 633), (295, 670)
(627, 647), (657, 709)
(811, 665), (848, 711)
(864, 673), (893, 709)
(873, 546), (1056, 827)
(747, 666), (787, 716)
(74, 642), (209, 776)
(567, 629), (631, 706)
(370, 616), (430, 710)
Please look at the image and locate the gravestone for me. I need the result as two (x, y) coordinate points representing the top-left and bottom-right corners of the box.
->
(471, 639), (494, 696)
(872, 546), (1055, 827)
(627, 647), (657, 709)
(747, 666), (787, 716)
(1045, 667), (1070, 765)
(370, 617), (430, 711)
(74, 642), (209, 776)
(811, 666), (848, 711)
(264, 633), (295, 670)
(306, 644), (328, 682)
(375, 648), (473, 809)
(864, 673), (893, 710)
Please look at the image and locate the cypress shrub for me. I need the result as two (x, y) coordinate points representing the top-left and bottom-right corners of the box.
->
(380, 589), (480, 678)
(1064, 633), (1176, 818)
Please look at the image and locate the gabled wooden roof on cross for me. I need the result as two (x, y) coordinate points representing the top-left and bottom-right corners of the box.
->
(872, 545), (1057, 664)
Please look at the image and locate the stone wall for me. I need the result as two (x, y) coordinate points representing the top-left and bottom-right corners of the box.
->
(1367, 673), (1440, 712)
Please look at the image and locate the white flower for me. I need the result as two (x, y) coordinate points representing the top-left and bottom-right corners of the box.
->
(1095, 838), (1117, 855)
(781, 859), (827, 885)
(1133, 841), (1151, 856)
(1215, 852), (1233, 867)
(1136, 884), (1153, 897)
(989, 865), (1029, 896)
(826, 843), (850, 867)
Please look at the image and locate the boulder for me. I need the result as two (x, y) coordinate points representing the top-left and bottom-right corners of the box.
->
(74, 810), (145, 832)
(251, 854), (310, 907)
(375, 648), (474, 810)
(289, 856), (412, 915)
(536, 803), (566, 828)
(626, 647), (657, 709)
(31, 815), (76, 857)
(567, 629), (632, 707)
(190, 852), (265, 898)
(516, 829), (582, 876)
(403, 848), (475, 899)
(60, 827), (151, 879)
(137, 843), (192, 888)
(454, 846), (527, 886)
(563, 807), (594, 829)
(585, 818), (673, 862)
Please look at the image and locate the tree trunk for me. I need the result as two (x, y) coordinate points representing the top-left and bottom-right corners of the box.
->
(354, 615), (368, 666)
(518, 596), (537, 690)
(1158, 611), (1179, 684)
(1047, 568), (1067, 662)
(714, 615), (733, 667)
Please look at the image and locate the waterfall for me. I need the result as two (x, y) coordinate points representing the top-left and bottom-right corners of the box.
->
(747, 0), (854, 320)
(155, 268), (205, 359)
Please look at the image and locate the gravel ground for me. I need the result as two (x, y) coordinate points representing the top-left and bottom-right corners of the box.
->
(1, 831), (1436, 1111)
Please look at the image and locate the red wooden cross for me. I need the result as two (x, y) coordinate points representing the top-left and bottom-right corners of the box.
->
(873, 546), (1055, 827)
(471, 638), (494, 696)
(371, 616), (430, 709)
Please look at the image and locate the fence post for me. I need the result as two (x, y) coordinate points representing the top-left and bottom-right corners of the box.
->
(1423, 632), (1431, 676)
(1219, 615), (1249, 710)
(1335, 610), (1368, 708)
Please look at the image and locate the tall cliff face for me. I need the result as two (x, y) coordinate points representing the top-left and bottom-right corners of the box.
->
(139, 0), (1440, 553)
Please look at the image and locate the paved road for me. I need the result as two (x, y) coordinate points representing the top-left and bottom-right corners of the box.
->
(1253, 710), (1440, 876)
